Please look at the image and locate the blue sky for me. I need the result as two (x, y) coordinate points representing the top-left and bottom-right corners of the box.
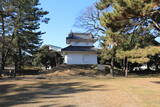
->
(39, 0), (97, 48)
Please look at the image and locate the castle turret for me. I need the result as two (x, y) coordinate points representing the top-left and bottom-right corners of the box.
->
(61, 32), (97, 65)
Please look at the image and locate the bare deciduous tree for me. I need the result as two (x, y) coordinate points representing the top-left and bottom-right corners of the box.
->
(74, 5), (105, 36)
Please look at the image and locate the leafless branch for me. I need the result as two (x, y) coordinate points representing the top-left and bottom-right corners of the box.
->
(74, 5), (105, 36)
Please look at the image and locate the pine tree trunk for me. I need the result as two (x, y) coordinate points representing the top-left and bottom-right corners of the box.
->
(0, 60), (3, 77)
(0, 53), (2, 77)
(15, 36), (23, 75)
(122, 58), (125, 72)
(110, 57), (114, 77)
(18, 47), (22, 72)
(45, 65), (48, 70)
(125, 57), (128, 77)
(1, 12), (5, 77)
(14, 47), (21, 77)
(125, 68), (128, 77)
(147, 63), (150, 70)
(155, 64), (159, 71)
(1, 60), (5, 77)
(14, 57), (18, 77)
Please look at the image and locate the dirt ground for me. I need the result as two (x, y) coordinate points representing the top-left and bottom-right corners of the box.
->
(0, 76), (160, 107)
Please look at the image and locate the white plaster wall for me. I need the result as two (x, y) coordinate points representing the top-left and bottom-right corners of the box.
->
(64, 55), (68, 64)
(64, 53), (97, 64)
(71, 42), (93, 46)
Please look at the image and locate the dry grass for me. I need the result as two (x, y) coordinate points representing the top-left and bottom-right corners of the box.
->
(43, 65), (97, 77)
(0, 76), (160, 107)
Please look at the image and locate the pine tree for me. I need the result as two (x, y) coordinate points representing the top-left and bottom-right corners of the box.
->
(10, 0), (49, 74)
(0, 0), (15, 76)
(0, 0), (49, 76)
(96, 0), (160, 76)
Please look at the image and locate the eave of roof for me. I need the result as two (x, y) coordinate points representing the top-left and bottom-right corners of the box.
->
(61, 46), (97, 52)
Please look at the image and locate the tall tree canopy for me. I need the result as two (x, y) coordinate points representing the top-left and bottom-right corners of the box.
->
(97, 0), (160, 32)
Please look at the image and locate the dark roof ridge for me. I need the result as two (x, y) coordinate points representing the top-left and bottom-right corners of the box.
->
(66, 45), (94, 47)
(69, 32), (92, 36)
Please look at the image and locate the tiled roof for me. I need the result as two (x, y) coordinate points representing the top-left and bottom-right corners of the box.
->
(61, 46), (97, 52)
(67, 32), (94, 40)
(48, 45), (62, 52)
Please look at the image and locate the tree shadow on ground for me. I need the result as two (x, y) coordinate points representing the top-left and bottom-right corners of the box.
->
(150, 81), (160, 84)
(62, 105), (77, 107)
(0, 80), (106, 107)
(0, 84), (16, 95)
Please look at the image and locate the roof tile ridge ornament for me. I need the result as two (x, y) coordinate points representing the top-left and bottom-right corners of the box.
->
(70, 30), (74, 37)
(69, 30), (73, 37)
